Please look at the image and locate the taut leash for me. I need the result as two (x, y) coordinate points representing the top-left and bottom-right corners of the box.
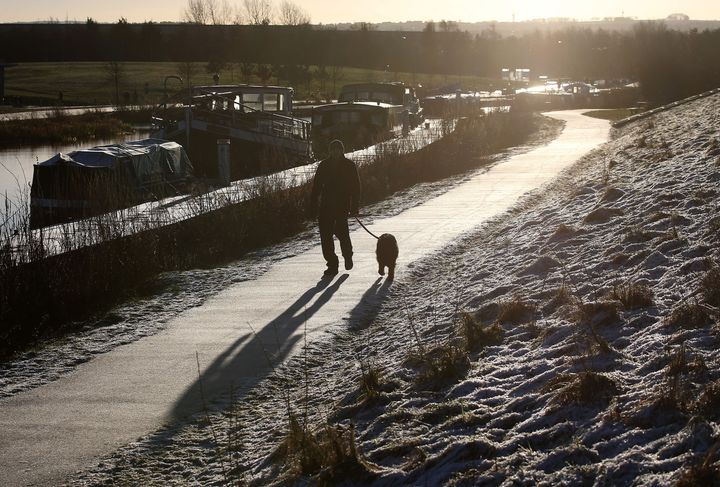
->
(355, 217), (380, 240)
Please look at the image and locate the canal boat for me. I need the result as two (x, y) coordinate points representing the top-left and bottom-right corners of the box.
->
(30, 139), (193, 228)
(153, 84), (312, 180)
(311, 82), (424, 155)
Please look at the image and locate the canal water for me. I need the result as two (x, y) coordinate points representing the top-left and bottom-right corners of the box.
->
(0, 131), (151, 222)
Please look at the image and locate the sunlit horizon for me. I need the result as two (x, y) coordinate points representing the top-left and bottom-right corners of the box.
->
(0, 0), (719, 24)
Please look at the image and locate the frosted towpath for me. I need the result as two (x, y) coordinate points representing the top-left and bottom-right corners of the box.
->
(0, 111), (609, 486)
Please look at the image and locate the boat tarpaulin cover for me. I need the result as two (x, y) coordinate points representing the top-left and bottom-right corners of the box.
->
(32, 139), (193, 196)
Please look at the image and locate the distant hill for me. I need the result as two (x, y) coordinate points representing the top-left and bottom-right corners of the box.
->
(325, 18), (720, 35)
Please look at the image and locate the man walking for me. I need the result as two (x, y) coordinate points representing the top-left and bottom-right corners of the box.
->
(310, 140), (361, 277)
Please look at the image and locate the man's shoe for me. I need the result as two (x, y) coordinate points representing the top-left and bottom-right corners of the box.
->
(344, 256), (353, 270)
(323, 267), (339, 277)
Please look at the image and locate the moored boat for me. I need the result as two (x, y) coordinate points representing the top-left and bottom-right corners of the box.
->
(311, 82), (424, 156)
(30, 139), (193, 228)
(153, 84), (312, 180)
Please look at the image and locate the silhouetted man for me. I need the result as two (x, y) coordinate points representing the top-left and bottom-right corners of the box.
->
(310, 140), (361, 277)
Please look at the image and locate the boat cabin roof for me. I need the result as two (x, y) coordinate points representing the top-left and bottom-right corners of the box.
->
(193, 84), (295, 96)
(314, 101), (397, 112)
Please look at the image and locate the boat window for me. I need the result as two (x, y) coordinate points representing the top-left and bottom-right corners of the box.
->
(278, 94), (286, 112)
(372, 91), (394, 104)
(242, 93), (263, 112)
(264, 94), (279, 112)
(335, 111), (360, 123)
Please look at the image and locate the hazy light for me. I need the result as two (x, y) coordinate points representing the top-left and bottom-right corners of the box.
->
(0, 0), (719, 23)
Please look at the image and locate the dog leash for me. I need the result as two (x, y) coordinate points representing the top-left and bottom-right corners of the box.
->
(355, 216), (380, 240)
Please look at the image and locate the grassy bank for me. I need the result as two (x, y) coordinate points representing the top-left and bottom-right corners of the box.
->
(5, 62), (501, 107)
(0, 110), (545, 359)
(0, 110), (137, 147)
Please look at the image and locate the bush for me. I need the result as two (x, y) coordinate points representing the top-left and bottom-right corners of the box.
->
(497, 296), (536, 325)
(458, 312), (503, 353)
(665, 301), (713, 329)
(610, 282), (654, 310)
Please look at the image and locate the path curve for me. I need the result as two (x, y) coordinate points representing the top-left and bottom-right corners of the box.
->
(0, 111), (609, 486)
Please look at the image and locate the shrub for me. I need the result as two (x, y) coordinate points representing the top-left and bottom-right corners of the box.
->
(665, 301), (713, 329)
(545, 372), (619, 406)
(692, 381), (720, 420)
(497, 296), (536, 325)
(701, 265), (720, 307)
(357, 361), (383, 401)
(676, 452), (720, 487)
(583, 207), (624, 224)
(412, 342), (471, 389)
(278, 416), (376, 484)
(458, 313), (503, 353)
(610, 282), (654, 310)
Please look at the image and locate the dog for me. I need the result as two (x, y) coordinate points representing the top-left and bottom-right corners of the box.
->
(376, 233), (399, 280)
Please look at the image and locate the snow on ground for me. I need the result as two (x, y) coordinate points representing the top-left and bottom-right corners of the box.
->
(0, 117), (561, 401)
(71, 95), (719, 486)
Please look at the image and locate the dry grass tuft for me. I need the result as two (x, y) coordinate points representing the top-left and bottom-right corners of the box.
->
(357, 361), (383, 401)
(545, 372), (619, 406)
(583, 207), (624, 224)
(692, 381), (720, 420)
(458, 313), (504, 353)
(573, 300), (622, 328)
(609, 282), (654, 310)
(624, 225), (652, 243)
(676, 447), (720, 487)
(410, 342), (471, 390)
(549, 223), (576, 242)
(497, 295), (537, 325)
(665, 300), (713, 329)
(701, 264), (720, 307)
(278, 416), (377, 483)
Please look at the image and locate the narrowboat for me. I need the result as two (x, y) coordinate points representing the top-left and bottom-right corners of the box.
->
(311, 82), (424, 155)
(153, 84), (312, 180)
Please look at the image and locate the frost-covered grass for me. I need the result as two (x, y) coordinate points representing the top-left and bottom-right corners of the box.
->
(68, 94), (720, 486)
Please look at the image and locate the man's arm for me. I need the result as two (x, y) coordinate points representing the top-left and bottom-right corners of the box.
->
(309, 161), (326, 217)
(349, 160), (361, 216)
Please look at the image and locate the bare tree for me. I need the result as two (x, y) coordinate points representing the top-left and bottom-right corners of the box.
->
(183, 0), (233, 24)
(243, 0), (274, 25)
(208, 0), (234, 24)
(314, 64), (328, 91)
(330, 65), (345, 97)
(183, 0), (208, 24)
(239, 62), (255, 83)
(176, 62), (199, 97)
(256, 64), (274, 85)
(278, 0), (310, 26)
(105, 61), (126, 106)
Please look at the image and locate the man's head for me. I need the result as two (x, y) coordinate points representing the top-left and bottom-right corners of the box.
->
(328, 140), (345, 159)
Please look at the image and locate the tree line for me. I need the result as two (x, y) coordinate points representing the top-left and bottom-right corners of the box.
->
(1, 21), (719, 105)
(182, 0), (310, 26)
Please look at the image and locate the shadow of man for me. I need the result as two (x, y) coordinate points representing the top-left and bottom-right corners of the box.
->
(169, 274), (349, 421)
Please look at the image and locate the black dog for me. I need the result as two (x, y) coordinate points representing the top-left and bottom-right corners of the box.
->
(376, 234), (399, 279)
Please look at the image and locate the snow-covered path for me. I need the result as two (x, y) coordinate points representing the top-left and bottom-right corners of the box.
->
(0, 111), (609, 486)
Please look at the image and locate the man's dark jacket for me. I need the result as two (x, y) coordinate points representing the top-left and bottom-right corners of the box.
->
(310, 155), (361, 216)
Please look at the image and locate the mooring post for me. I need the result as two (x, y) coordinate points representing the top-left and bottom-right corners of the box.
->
(217, 139), (231, 187)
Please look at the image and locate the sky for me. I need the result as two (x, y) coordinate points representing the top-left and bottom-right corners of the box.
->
(0, 0), (719, 24)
